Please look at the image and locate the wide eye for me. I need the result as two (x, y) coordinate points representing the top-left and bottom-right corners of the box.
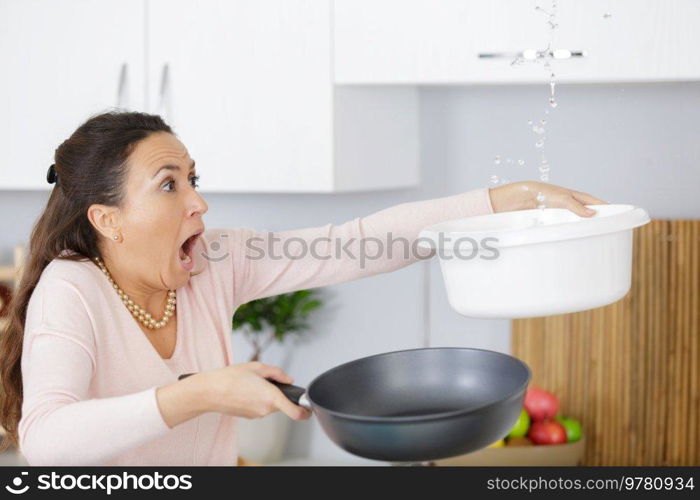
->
(162, 174), (199, 192)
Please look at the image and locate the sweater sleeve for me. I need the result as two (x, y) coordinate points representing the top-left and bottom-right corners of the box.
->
(19, 279), (173, 466)
(223, 187), (494, 305)
(19, 333), (171, 466)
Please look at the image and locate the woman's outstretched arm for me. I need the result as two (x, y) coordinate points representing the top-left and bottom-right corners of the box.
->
(223, 187), (493, 305)
(215, 182), (605, 306)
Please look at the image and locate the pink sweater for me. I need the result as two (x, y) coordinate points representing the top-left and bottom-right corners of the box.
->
(19, 188), (493, 465)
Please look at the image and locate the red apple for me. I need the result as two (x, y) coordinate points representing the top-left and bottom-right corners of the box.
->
(524, 387), (559, 421)
(528, 420), (567, 445)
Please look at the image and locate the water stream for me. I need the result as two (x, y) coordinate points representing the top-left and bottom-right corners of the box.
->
(489, 0), (561, 210)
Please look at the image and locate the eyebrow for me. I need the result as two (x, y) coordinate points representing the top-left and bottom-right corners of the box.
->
(152, 160), (196, 179)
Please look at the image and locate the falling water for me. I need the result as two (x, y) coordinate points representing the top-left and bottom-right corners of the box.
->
(534, 0), (560, 209)
(488, 0), (562, 208)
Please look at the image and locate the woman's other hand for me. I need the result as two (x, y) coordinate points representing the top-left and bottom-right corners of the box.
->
(198, 362), (311, 420)
(156, 362), (311, 428)
(489, 181), (607, 217)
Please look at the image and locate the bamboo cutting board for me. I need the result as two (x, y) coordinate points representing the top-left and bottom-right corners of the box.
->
(513, 220), (699, 466)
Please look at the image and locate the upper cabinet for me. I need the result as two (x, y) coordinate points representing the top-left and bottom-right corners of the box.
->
(3, 0), (696, 192)
(0, 0), (418, 192)
(333, 0), (700, 84)
(0, 0), (145, 190)
(147, 0), (417, 193)
(147, 0), (333, 192)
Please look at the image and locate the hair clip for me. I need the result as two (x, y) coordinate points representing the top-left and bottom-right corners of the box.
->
(46, 164), (58, 184)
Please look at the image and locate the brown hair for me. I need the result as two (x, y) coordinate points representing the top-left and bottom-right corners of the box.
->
(0, 110), (173, 450)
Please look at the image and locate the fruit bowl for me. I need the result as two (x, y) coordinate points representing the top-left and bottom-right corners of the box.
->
(435, 436), (586, 466)
(436, 387), (586, 466)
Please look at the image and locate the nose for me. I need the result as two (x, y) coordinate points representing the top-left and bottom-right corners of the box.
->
(187, 190), (208, 217)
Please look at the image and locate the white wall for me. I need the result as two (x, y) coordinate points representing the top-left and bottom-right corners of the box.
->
(429, 83), (700, 219)
(0, 82), (698, 463)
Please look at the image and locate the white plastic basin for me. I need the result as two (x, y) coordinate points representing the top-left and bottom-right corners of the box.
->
(418, 204), (650, 319)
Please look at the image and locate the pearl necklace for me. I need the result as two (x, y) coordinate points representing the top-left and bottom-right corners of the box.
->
(93, 256), (176, 330)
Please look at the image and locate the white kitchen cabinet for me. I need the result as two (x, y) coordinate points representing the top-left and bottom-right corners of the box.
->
(554, 0), (700, 83)
(0, 0), (418, 193)
(334, 0), (700, 84)
(148, 0), (331, 192)
(147, 0), (417, 192)
(0, 0), (146, 190)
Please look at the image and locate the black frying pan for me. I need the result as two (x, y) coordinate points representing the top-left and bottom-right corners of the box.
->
(180, 347), (530, 462)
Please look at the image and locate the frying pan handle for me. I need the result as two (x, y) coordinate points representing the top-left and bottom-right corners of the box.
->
(177, 373), (312, 411)
(268, 381), (312, 411)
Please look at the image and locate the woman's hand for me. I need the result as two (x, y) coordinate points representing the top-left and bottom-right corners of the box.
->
(156, 362), (311, 428)
(199, 362), (311, 420)
(489, 181), (607, 217)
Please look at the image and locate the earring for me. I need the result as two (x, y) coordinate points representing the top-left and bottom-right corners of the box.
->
(112, 234), (119, 241)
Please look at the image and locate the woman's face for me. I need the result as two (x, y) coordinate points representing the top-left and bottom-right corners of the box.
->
(92, 132), (208, 292)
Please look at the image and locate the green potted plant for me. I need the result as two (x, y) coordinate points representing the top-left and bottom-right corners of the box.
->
(232, 289), (323, 464)
(233, 289), (323, 362)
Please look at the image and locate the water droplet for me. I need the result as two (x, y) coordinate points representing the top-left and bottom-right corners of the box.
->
(518, 159), (525, 166)
(506, 158), (513, 165)
(500, 178), (510, 185)
(494, 156), (501, 165)
(532, 125), (545, 134)
(539, 164), (550, 174)
(490, 175), (500, 185)
(536, 192), (546, 210)
(540, 173), (550, 182)
(550, 81), (556, 94)
(541, 119), (547, 125)
(549, 97), (558, 108)
(527, 120), (534, 126)
(603, 12), (612, 19)
(535, 139), (545, 148)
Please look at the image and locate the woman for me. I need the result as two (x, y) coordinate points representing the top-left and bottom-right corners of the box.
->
(0, 112), (604, 466)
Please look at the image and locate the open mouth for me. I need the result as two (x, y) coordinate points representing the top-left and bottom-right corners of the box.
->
(178, 229), (204, 267)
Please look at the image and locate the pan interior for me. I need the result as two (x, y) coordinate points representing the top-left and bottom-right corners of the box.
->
(308, 348), (529, 420)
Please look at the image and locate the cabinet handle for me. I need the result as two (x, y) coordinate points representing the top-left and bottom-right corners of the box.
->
(116, 62), (128, 109)
(157, 63), (171, 121)
(478, 49), (586, 60)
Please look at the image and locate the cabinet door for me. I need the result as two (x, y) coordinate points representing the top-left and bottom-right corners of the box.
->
(555, 0), (700, 82)
(0, 0), (145, 190)
(334, 0), (700, 84)
(334, 0), (547, 84)
(148, 0), (333, 192)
